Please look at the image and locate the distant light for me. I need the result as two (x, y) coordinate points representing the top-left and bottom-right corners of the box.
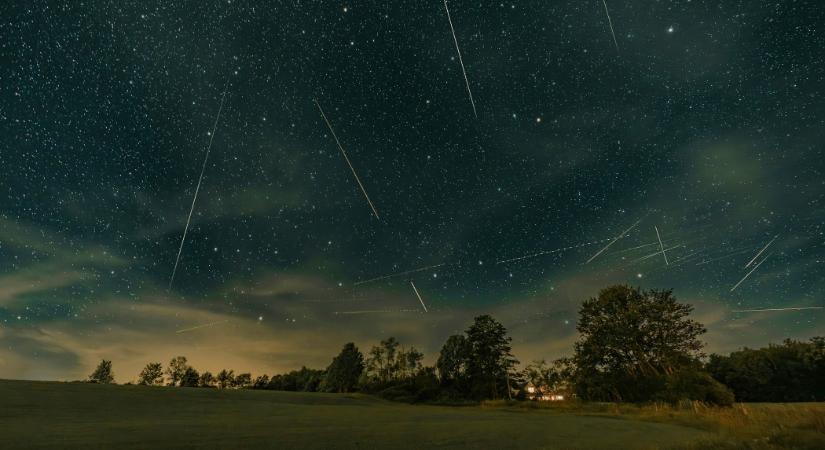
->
(536, 117), (542, 123)
(667, 26), (674, 33)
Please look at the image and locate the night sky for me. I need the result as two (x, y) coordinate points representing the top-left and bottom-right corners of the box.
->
(2, 1), (824, 381)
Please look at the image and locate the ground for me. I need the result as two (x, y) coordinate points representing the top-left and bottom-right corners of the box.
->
(0, 380), (821, 449)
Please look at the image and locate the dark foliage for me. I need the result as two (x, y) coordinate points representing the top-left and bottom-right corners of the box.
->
(321, 343), (364, 393)
(572, 285), (729, 405)
(263, 367), (325, 392)
(137, 362), (163, 386)
(465, 315), (519, 400)
(707, 337), (825, 402)
(89, 359), (114, 384)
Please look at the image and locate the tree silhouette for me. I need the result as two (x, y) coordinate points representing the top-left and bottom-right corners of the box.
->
(216, 369), (235, 389)
(465, 315), (518, 399)
(573, 285), (725, 403)
(198, 371), (216, 388)
(437, 334), (470, 386)
(166, 356), (190, 387)
(322, 343), (364, 393)
(89, 359), (115, 384)
(137, 362), (163, 386)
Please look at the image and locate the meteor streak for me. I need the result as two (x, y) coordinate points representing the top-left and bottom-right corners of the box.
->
(730, 253), (771, 292)
(585, 216), (645, 264)
(410, 281), (428, 312)
(745, 234), (779, 268)
(334, 309), (419, 315)
(354, 263), (445, 286)
(654, 225), (669, 265)
(732, 306), (824, 313)
(169, 77), (230, 289)
(601, 0), (619, 55)
(443, 0), (477, 118)
(175, 319), (230, 334)
(314, 99), (380, 220)
(695, 246), (758, 266)
(497, 237), (614, 265)
(630, 244), (683, 264)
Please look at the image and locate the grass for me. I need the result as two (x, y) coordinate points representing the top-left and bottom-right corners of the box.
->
(483, 399), (825, 449)
(0, 380), (821, 449)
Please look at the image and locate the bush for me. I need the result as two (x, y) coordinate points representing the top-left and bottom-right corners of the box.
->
(656, 369), (735, 407)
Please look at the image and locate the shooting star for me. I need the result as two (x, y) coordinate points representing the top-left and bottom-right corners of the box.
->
(629, 244), (683, 264)
(169, 77), (230, 289)
(314, 99), (380, 220)
(497, 237), (614, 265)
(732, 306), (824, 313)
(334, 309), (419, 315)
(654, 225), (669, 265)
(176, 319), (230, 334)
(410, 280), (429, 312)
(585, 216), (645, 264)
(443, 0), (477, 118)
(745, 234), (779, 268)
(695, 246), (758, 266)
(354, 263), (445, 286)
(601, 0), (619, 55)
(730, 253), (772, 292)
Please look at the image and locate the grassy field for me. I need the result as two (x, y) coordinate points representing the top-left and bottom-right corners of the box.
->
(0, 380), (822, 449)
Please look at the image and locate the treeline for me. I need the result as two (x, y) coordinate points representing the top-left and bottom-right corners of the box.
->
(87, 285), (825, 405)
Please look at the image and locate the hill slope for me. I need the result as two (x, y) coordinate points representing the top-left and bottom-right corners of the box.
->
(0, 379), (712, 449)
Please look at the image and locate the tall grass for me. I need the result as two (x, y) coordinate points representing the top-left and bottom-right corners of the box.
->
(481, 400), (825, 449)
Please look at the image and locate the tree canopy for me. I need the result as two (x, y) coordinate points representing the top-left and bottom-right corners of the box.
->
(89, 359), (114, 384)
(572, 285), (730, 404)
(322, 343), (364, 393)
(137, 362), (163, 386)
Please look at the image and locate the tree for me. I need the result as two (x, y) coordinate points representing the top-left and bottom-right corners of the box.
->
(436, 335), (470, 385)
(179, 367), (200, 387)
(573, 285), (717, 403)
(234, 373), (252, 388)
(465, 315), (518, 399)
(198, 371), (215, 388)
(216, 369), (235, 389)
(322, 343), (364, 393)
(89, 359), (115, 384)
(253, 374), (270, 389)
(166, 356), (190, 387)
(137, 362), (163, 386)
(707, 337), (825, 402)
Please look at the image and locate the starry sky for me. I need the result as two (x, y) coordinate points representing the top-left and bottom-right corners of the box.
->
(1, 1), (824, 381)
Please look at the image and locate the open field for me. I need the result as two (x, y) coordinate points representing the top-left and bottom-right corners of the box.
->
(0, 380), (822, 449)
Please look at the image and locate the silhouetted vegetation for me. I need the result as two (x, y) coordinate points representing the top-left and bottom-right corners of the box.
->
(707, 337), (825, 402)
(98, 285), (821, 408)
(137, 362), (163, 386)
(88, 359), (114, 384)
(321, 342), (364, 393)
(571, 286), (734, 406)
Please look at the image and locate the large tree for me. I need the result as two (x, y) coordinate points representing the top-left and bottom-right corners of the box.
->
(89, 359), (115, 384)
(322, 342), (364, 393)
(180, 367), (200, 387)
(707, 337), (825, 402)
(166, 356), (190, 387)
(137, 362), (164, 386)
(465, 315), (518, 399)
(216, 369), (235, 389)
(436, 334), (470, 385)
(573, 285), (714, 402)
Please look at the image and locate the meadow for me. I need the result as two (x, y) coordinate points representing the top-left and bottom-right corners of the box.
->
(0, 379), (822, 449)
